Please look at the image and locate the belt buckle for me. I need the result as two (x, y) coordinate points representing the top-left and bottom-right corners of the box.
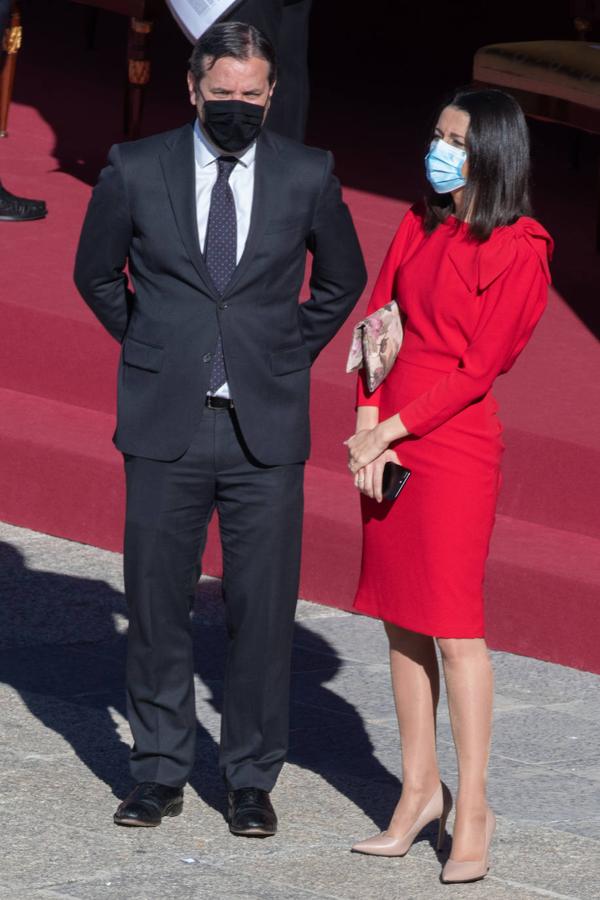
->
(206, 395), (233, 409)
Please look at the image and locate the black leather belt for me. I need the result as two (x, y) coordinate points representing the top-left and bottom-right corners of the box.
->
(205, 395), (234, 409)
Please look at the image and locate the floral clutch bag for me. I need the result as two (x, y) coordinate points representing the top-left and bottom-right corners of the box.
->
(346, 300), (403, 393)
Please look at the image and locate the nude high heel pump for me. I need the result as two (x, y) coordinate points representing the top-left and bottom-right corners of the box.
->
(441, 808), (496, 884)
(351, 782), (453, 857)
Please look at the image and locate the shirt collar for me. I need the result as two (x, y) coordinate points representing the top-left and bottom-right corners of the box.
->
(193, 118), (256, 170)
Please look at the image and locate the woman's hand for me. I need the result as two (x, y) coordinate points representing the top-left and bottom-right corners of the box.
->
(345, 413), (409, 474)
(345, 424), (390, 474)
(354, 448), (401, 502)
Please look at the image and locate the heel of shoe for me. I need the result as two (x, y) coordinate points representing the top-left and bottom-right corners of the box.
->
(436, 783), (453, 851)
(166, 798), (184, 818)
(436, 811), (448, 851)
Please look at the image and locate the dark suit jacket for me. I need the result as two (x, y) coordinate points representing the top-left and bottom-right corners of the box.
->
(74, 123), (367, 465)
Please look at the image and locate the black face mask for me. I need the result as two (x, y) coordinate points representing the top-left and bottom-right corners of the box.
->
(201, 99), (265, 153)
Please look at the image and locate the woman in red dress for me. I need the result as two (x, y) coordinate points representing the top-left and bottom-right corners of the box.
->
(346, 89), (552, 883)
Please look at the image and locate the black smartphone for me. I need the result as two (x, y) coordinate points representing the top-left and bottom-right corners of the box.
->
(381, 461), (411, 501)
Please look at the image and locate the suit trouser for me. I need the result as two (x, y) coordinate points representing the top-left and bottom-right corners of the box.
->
(123, 405), (304, 790)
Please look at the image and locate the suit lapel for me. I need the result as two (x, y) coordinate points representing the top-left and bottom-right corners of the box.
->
(223, 130), (284, 298)
(159, 122), (219, 298)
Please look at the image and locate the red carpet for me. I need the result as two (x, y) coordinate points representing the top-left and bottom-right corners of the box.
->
(1, 5), (599, 673)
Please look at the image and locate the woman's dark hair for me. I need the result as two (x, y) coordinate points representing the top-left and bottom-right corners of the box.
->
(189, 21), (277, 87)
(424, 88), (532, 241)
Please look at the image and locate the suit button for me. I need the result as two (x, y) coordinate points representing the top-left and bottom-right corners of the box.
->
(219, 302), (229, 310)
(203, 353), (212, 363)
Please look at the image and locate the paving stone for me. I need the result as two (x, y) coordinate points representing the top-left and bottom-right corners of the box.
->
(490, 820), (600, 898)
(550, 821), (600, 844)
(485, 706), (600, 767)
(295, 602), (347, 622)
(2, 819), (146, 891)
(292, 611), (391, 667)
(39, 866), (356, 900)
(187, 845), (566, 900)
(542, 698), (600, 725)
(554, 761), (600, 785)
(291, 663), (398, 723)
(484, 761), (600, 832)
(489, 651), (600, 707)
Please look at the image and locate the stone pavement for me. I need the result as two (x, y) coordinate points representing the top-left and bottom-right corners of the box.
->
(0, 521), (599, 900)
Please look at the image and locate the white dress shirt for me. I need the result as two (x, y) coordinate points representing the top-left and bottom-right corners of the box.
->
(193, 120), (256, 400)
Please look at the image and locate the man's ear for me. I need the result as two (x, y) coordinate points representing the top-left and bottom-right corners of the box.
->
(187, 72), (198, 107)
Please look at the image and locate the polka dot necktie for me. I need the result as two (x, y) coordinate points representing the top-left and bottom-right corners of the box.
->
(205, 155), (238, 393)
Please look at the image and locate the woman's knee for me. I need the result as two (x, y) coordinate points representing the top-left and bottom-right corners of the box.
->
(436, 636), (488, 664)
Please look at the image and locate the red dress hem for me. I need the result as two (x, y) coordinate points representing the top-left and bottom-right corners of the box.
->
(352, 598), (486, 640)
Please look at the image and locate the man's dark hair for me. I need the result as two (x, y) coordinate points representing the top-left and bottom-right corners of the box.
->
(189, 21), (277, 87)
(425, 88), (532, 242)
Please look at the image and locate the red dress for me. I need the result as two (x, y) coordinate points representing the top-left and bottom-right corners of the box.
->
(353, 206), (553, 638)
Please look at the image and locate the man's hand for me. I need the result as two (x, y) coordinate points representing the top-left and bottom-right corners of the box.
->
(354, 449), (401, 503)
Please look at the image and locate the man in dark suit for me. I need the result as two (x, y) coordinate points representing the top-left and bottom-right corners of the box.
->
(74, 21), (366, 835)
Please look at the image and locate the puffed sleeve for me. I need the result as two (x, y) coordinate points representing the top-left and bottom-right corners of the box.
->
(356, 204), (423, 408)
(397, 220), (553, 436)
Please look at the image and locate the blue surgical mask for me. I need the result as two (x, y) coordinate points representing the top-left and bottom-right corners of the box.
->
(425, 138), (467, 193)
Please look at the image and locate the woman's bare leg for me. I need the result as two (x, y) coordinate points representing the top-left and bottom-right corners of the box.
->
(384, 623), (441, 835)
(437, 637), (493, 860)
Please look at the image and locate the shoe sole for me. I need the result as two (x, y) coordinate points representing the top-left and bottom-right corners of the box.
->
(0, 212), (47, 222)
(441, 875), (487, 885)
(0, 215), (47, 222)
(229, 825), (276, 838)
(441, 866), (490, 885)
(114, 800), (183, 827)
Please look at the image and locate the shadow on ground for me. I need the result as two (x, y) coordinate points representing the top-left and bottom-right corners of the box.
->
(0, 540), (401, 831)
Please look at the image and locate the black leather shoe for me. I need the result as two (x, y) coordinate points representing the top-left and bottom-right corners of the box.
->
(228, 788), (277, 837)
(114, 782), (183, 827)
(0, 182), (47, 221)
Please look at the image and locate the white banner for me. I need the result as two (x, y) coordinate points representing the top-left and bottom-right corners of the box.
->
(166, 0), (241, 43)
